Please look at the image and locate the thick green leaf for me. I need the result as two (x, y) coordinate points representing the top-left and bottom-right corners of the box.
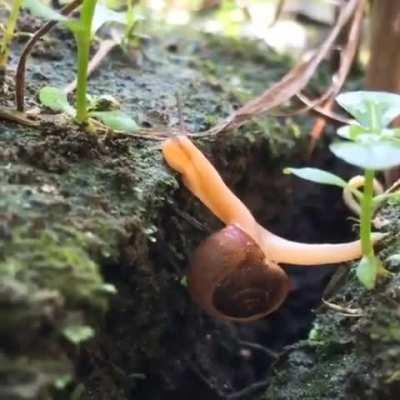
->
(91, 110), (138, 132)
(337, 124), (368, 140)
(336, 91), (400, 128)
(356, 255), (381, 289)
(39, 86), (75, 115)
(330, 140), (400, 170)
(23, 0), (67, 21)
(283, 167), (347, 188)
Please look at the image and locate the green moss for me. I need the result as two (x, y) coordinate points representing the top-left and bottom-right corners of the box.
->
(0, 355), (72, 400)
(1, 229), (110, 312)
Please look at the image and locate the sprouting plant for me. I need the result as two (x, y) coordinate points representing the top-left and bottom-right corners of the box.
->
(102, 0), (140, 42)
(285, 91), (400, 289)
(23, 0), (137, 132)
(0, 0), (23, 83)
(39, 86), (138, 132)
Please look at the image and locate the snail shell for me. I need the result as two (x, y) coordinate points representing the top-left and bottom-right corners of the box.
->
(188, 225), (290, 322)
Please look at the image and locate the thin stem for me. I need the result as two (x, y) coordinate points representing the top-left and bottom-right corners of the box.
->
(126, 0), (134, 30)
(74, 0), (97, 124)
(0, 0), (23, 81)
(360, 169), (375, 257)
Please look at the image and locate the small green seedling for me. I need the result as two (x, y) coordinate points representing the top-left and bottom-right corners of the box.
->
(285, 91), (400, 289)
(39, 86), (138, 132)
(0, 0), (23, 83)
(23, 0), (137, 131)
(123, 0), (145, 50)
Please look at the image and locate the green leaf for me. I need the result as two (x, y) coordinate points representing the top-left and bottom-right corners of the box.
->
(330, 140), (400, 170)
(336, 91), (400, 128)
(381, 128), (400, 140)
(337, 124), (369, 140)
(92, 3), (127, 33)
(62, 325), (95, 345)
(23, 0), (67, 22)
(283, 167), (347, 188)
(356, 255), (381, 289)
(39, 86), (75, 115)
(64, 19), (82, 34)
(91, 110), (138, 132)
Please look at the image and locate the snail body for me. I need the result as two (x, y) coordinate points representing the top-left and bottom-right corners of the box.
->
(162, 135), (382, 322)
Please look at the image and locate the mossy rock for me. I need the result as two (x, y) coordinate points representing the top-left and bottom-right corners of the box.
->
(265, 205), (400, 400)
(0, 19), (304, 398)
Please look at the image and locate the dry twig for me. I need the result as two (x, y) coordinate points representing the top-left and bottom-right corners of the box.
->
(307, 0), (364, 154)
(205, 0), (361, 136)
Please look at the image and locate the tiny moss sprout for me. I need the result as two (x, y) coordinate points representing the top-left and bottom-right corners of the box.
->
(285, 91), (400, 289)
(23, 0), (137, 132)
(0, 0), (23, 84)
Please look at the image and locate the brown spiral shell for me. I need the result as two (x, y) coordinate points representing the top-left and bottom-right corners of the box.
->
(187, 225), (290, 322)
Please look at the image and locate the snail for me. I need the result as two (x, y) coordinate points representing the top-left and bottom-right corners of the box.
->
(162, 135), (383, 322)
(188, 224), (290, 322)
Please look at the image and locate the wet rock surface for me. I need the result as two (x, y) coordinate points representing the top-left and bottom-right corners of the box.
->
(1, 14), (397, 400)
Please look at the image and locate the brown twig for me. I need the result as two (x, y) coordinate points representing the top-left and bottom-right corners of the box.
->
(307, 0), (364, 154)
(297, 93), (353, 124)
(205, 0), (360, 136)
(0, 108), (39, 127)
(265, 93), (338, 120)
(15, 0), (82, 112)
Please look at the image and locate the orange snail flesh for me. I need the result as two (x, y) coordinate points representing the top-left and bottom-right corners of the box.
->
(187, 225), (290, 322)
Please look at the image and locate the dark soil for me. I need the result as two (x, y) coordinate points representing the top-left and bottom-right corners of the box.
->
(0, 12), (399, 400)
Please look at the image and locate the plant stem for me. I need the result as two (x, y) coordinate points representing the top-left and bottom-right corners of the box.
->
(126, 0), (134, 29)
(75, 0), (97, 124)
(123, 0), (136, 47)
(360, 169), (375, 257)
(0, 0), (23, 82)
